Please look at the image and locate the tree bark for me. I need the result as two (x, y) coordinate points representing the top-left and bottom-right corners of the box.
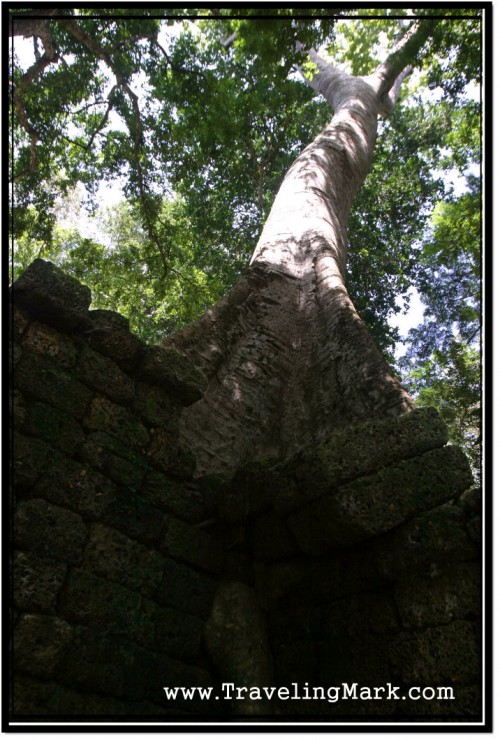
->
(163, 22), (432, 478)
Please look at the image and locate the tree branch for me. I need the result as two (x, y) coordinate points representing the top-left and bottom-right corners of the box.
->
(295, 45), (350, 110)
(84, 85), (118, 151)
(11, 52), (57, 181)
(59, 18), (173, 277)
(378, 65), (413, 118)
(373, 18), (437, 97)
(10, 11), (59, 60)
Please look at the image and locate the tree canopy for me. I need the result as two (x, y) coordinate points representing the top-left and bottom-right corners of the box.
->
(9, 6), (484, 478)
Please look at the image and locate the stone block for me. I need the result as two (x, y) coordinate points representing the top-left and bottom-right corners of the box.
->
(323, 591), (400, 639)
(204, 581), (273, 710)
(14, 499), (88, 564)
(102, 489), (166, 545)
(83, 397), (149, 449)
(137, 345), (205, 405)
(59, 568), (151, 645)
(373, 502), (477, 579)
(23, 402), (86, 455)
(15, 350), (93, 419)
(83, 523), (165, 597)
(159, 516), (224, 574)
(288, 445), (473, 554)
(32, 454), (117, 519)
(146, 427), (195, 480)
(11, 304), (29, 340)
(394, 562), (481, 628)
(142, 472), (211, 523)
(21, 322), (79, 368)
(467, 515), (482, 548)
(10, 341), (22, 371)
(11, 389), (26, 427)
(155, 557), (217, 620)
(12, 675), (126, 717)
(11, 258), (92, 331)
(13, 551), (67, 613)
(14, 614), (74, 679)
(78, 431), (149, 488)
(75, 344), (136, 404)
(283, 408), (449, 503)
(12, 432), (51, 489)
(58, 626), (212, 707)
(86, 309), (145, 368)
(132, 382), (182, 430)
(388, 620), (480, 685)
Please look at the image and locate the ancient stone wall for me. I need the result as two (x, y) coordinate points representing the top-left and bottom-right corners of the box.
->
(9, 260), (482, 723)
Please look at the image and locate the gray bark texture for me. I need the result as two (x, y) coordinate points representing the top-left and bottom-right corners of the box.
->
(163, 22), (432, 478)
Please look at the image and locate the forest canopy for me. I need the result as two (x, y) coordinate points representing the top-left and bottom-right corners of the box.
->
(9, 6), (484, 478)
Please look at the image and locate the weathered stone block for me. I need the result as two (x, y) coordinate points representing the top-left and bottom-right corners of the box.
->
(13, 551), (67, 613)
(467, 515), (482, 548)
(83, 523), (165, 597)
(295, 408), (448, 486)
(137, 345), (205, 405)
(14, 499), (88, 564)
(12, 432), (51, 488)
(323, 591), (401, 639)
(56, 628), (142, 700)
(11, 390), (26, 427)
(11, 259), (92, 331)
(389, 620), (480, 685)
(373, 501), (477, 579)
(23, 402), (86, 455)
(288, 445), (473, 554)
(146, 427), (195, 480)
(83, 397), (149, 448)
(11, 304), (29, 340)
(78, 431), (149, 488)
(10, 341), (22, 371)
(347, 632), (394, 684)
(15, 350), (93, 419)
(132, 382), (182, 430)
(58, 626), (212, 706)
(204, 581), (273, 714)
(86, 309), (145, 367)
(21, 322), (79, 368)
(12, 675), (126, 717)
(32, 454), (117, 519)
(59, 568), (151, 645)
(142, 472), (211, 523)
(155, 557), (217, 620)
(394, 562), (481, 628)
(159, 516), (224, 574)
(75, 344), (136, 404)
(102, 490), (166, 545)
(14, 614), (74, 679)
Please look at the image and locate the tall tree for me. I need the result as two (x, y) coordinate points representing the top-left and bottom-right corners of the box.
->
(9, 8), (484, 477)
(162, 18), (448, 476)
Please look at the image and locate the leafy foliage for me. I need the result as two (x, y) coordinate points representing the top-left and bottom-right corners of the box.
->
(400, 180), (481, 479)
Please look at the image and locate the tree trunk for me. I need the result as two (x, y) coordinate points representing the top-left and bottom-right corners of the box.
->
(163, 24), (432, 478)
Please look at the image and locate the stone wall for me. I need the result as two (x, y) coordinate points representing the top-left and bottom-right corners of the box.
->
(9, 260), (482, 723)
